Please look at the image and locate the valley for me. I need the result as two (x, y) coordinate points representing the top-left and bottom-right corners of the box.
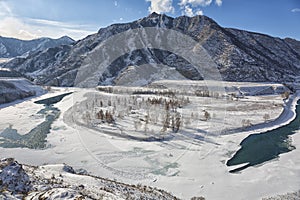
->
(1, 80), (299, 199)
(0, 6), (299, 199)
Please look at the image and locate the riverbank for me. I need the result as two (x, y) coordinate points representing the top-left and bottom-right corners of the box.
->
(0, 78), (46, 108)
(227, 91), (300, 172)
(225, 90), (300, 136)
(220, 91), (300, 199)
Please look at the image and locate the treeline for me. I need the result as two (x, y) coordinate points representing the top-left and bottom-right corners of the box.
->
(97, 86), (224, 99)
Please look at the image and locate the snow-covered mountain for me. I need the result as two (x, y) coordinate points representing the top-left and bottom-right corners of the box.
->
(1, 13), (300, 86)
(0, 36), (74, 58)
(0, 158), (178, 200)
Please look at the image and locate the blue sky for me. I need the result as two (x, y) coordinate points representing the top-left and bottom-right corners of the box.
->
(0, 0), (299, 40)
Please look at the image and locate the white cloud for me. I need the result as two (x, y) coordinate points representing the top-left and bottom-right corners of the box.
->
(0, 17), (36, 40)
(0, 1), (96, 40)
(0, 17), (96, 40)
(195, 9), (204, 15)
(146, 0), (175, 14)
(291, 8), (300, 12)
(27, 18), (93, 30)
(18, 29), (37, 39)
(179, 0), (212, 7)
(215, 0), (222, 6)
(183, 5), (194, 16)
(178, 0), (221, 17)
(182, 5), (203, 17)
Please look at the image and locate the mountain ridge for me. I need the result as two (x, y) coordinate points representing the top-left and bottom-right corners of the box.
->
(1, 13), (300, 86)
(0, 35), (74, 58)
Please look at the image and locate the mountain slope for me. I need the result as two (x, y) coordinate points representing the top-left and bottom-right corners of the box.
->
(1, 13), (300, 86)
(0, 78), (44, 105)
(0, 158), (179, 200)
(0, 36), (74, 58)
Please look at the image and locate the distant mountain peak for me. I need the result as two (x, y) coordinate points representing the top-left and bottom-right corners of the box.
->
(58, 35), (74, 41)
(0, 36), (74, 58)
(148, 12), (161, 17)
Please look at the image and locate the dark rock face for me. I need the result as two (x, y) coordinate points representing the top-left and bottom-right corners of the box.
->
(1, 14), (300, 86)
(0, 81), (28, 104)
(0, 158), (31, 194)
(0, 79), (43, 105)
(0, 69), (23, 78)
(0, 36), (74, 58)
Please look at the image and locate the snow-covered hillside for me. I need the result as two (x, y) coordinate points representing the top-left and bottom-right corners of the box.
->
(0, 158), (178, 200)
(0, 36), (74, 58)
(1, 13), (299, 86)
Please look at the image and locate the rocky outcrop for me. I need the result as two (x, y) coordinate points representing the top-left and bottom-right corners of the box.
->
(0, 158), (179, 200)
(0, 78), (44, 105)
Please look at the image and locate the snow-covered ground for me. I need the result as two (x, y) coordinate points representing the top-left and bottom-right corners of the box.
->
(0, 158), (177, 200)
(0, 81), (299, 199)
(0, 58), (11, 63)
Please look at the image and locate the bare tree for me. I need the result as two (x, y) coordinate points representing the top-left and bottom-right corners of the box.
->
(96, 109), (104, 121)
(171, 115), (175, 132)
(242, 119), (251, 127)
(263, 113), (270, 122)
(134, 120), (142, 131)
(83, 112), (91, 125)
(174, 112), (181, 132)
(161, 112), (170, 132)
(281, 91), (290, 100)
(105, 110), (114, 123)
(203, 110), (211, 121)
(124, 98), (127, 106)
(184, 117), (191, 128)
(117, 111), (124, 119)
